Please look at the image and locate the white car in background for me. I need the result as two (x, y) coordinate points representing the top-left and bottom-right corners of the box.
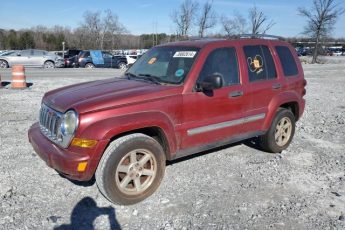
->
(0, 49), (63, 68)
(125, 55), (138, 65)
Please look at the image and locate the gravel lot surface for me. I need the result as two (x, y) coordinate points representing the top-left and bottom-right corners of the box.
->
(0, 60), (345, 229)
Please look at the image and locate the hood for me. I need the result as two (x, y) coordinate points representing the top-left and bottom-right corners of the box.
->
(43, 78), (180, 113)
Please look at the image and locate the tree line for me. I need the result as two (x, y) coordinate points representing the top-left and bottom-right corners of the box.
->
(0, 0), (344, 63)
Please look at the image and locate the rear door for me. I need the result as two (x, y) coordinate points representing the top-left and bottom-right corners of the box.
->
(31, 50), (46, 67)
(90, 50), (104, 67)
(240, 42), (283, 133)
(180, 45), (249, 150)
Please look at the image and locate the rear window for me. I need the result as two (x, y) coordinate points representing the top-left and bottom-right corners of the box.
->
(243, 45), (277, 82)
(275, 46), (298, 77)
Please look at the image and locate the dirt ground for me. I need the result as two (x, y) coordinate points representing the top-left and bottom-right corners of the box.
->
(0, 60), (344, 230)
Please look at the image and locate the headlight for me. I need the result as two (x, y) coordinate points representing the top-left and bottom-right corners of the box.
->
(61, 110), (78, 136)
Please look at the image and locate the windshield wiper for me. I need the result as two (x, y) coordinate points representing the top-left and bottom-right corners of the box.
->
(125, 72), (138, 80)
(138, 74), (161, 85)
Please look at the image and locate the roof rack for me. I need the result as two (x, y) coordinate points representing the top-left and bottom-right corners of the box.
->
(239, 34), (285, 40)
(187, 37), (226, 41)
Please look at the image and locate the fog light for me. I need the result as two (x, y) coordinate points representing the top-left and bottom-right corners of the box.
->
(77, 162), (88, 172)
(71, 138), (98, 148)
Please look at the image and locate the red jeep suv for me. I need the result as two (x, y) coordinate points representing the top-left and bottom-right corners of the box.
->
(28, 36), (306, 205)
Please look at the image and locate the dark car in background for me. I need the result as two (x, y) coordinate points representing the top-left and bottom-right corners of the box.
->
(77, 50), (127, 69)
(64, 49), (81, 68)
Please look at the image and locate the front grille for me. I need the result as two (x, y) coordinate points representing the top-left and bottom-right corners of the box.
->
(39, 104), (62, 141)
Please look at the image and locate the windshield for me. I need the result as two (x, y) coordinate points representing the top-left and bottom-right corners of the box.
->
(126, 46), (200, 84)
(0, 51), (15, 56)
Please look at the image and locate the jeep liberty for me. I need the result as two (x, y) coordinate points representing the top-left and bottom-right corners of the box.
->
(29, 36), (306, 205)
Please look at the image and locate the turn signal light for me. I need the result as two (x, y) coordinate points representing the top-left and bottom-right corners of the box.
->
(71, 138), (98, 148)
(77, 162), (88, 172)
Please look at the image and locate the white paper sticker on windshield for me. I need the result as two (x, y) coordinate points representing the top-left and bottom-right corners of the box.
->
(173, 51), (196, 58)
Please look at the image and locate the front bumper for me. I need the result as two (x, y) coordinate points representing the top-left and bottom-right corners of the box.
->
(28, 122), (108, 181)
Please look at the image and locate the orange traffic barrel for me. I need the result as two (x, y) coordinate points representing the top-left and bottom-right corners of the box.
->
(11, 65), (27, 89)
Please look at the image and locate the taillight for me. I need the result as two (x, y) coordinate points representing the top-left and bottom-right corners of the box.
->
(302, 79), (307, 96)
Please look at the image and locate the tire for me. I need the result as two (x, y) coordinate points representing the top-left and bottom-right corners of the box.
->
(0, 60), (9, 68)
(95, 133), (166, 205)
(259, 108), (296, 153)
(85, 63), (95, 68)
(44, 61), (55, 69)
(118, 62), (127, 70)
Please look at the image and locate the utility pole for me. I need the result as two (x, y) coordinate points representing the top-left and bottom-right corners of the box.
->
(62, 41), (65, 58)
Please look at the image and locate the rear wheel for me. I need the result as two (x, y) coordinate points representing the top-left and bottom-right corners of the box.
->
(44, 61), (55, 69)
(85, 63), (95, 68)
(259, 108), (295, 153)
(96, 133), (166, 205)
(0, 60), (9, 68)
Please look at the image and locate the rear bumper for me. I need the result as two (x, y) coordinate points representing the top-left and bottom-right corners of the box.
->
(28, 122), (108, 181)
(299, 98), (306, 120)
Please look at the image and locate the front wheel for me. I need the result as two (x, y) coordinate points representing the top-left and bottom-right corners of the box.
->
(0, 60), (8, 68)
(118, 62), (127, 70)
(259, 108), (296, 153)
(95, 133), (166, 205)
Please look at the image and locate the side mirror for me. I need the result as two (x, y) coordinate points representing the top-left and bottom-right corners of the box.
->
(199, 73), (223, 91)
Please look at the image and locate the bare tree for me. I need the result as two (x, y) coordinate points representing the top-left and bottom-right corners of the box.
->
(80, 10), (127, 49)
(171, 0), (199, 37)
(299, 0), (344, 63)
(100, 9), (127, 49)
(197, 0), (217, 38)
(249, 6), (275, 35)
(221, 13), (247, 37)
(80, 11), (102, 49)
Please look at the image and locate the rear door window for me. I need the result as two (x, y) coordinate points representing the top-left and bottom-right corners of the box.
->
(33, 50), (44, 56)
(275, 46), (298, 77)
(243, 45), (277, 82)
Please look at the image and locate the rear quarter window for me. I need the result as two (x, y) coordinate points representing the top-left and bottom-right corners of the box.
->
(275, 46), (298, 77)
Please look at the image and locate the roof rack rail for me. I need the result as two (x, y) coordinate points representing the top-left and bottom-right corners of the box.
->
(187, 37), (226, 41)
(239, 34), (285, 40)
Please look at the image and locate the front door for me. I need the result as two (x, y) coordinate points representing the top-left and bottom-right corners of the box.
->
(180, 46), (249, 150)
(12, 50), (33, 66)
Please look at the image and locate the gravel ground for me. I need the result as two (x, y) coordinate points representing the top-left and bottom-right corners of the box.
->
(0, 60), (345, 230)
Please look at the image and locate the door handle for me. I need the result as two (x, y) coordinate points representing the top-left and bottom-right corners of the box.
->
(272, 83), (282, 89)
(229, 91), (243, 98)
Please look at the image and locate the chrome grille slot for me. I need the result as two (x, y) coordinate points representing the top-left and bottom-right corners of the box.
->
(39, 104), (62, 141)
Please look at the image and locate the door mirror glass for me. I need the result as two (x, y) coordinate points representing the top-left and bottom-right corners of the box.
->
(200, 73), (223, 91)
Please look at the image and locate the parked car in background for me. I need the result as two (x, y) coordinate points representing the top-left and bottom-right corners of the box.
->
(125, 55), (138, 65)
(296, 47), (311, 56)
(331, 49), (343, 56)
(77, 50), (127, 69)
(64, 49), (81, 68)
(0, 49), (63, 68)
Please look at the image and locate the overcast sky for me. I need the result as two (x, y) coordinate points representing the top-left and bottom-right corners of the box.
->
(1, 0), (345, 37)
